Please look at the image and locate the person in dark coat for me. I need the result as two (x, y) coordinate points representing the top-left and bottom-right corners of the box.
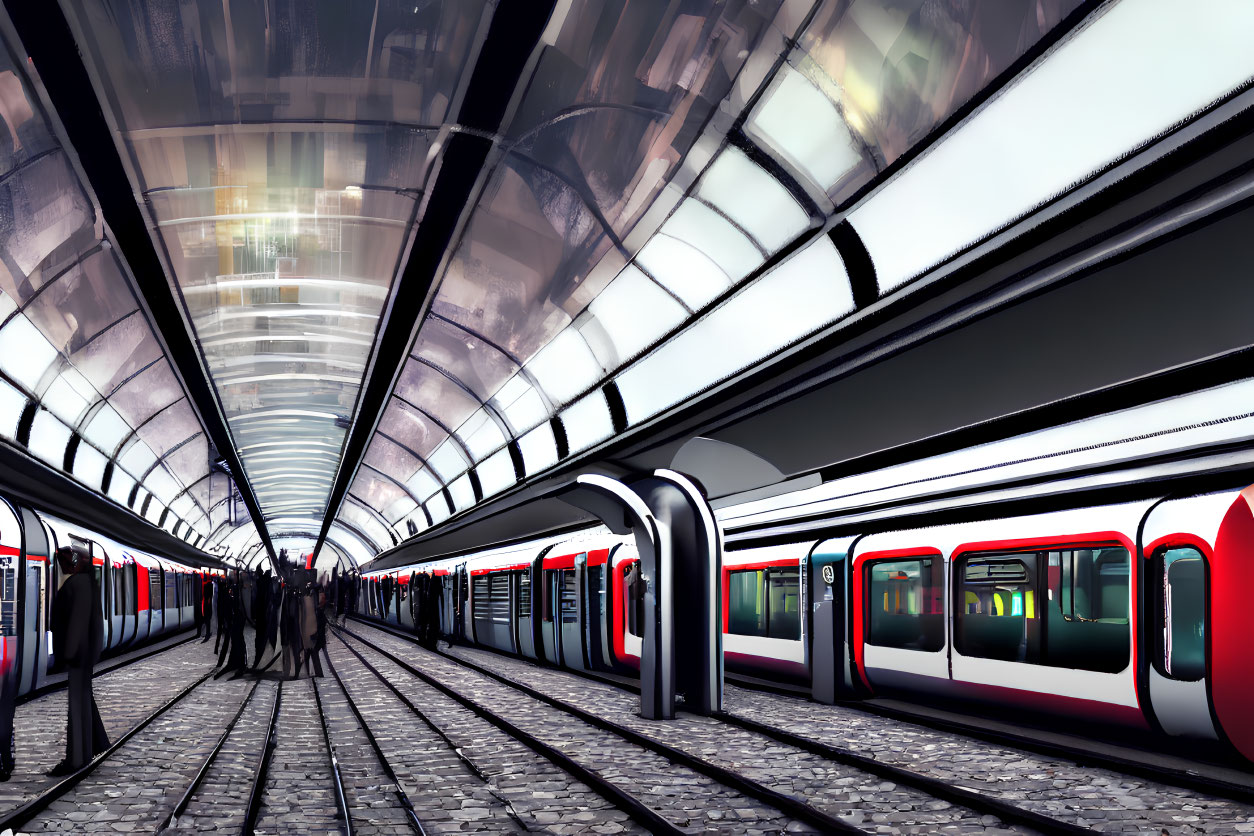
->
(200, 574), (214, 643)
(191, 572), (204, 638)
(216, 572), (247, 676)
(48, 544), (108, 775)
(252, 568), (271, 668)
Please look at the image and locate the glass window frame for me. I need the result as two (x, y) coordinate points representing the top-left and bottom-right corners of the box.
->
(863, 555), (945, 653)
(1152, 544), (1209, 683)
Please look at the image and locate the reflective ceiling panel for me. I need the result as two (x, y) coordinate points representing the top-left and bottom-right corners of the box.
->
(0, 13), (256, 555)
(63, 0), (493, 534)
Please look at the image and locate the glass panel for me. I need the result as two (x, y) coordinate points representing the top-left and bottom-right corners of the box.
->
(766, 567), (802, 640)
(83, 404), (129, 453)
(73, 316), (164, 396)
(746, 63), (863, 192)
(1163, 547), (1206, 681)
(118, 439), (158, 478)
(0, 379), (26, 438)
(41, 373), (93, 425)
(363, 433), (424, 485)
(582, 265), (687, 369)
(448, 474), (474, 512)
(73, 442), (109, 491)
(426, 496), (451, 526)
(656, 199), (761, 286)
(23, 248), (140, 357)
(106, 467), (135, 506)
(635, 235), (731, 310)
(617, 237), (852, 423)
(161, 435), (209, 491)
(458, 408), (505, 462)
(351, 470), (408, 521)
(518, 422), (558, 476)
(28, 410), (70, 467)
(525, 328), (603, 407)
(0, 316), (58, 391)
(796, 0), (1084, 204)
(728, 570), (765, 636)
(849, 0), (1254, 292)
(491, 376), (547, 435)
(145, 466), (182, 505)
(866, 558), (944, 651)
(1045, 548), (1131, 673)
(696, 146), (809, 252)
(406, 468), (441, 503)
(476, 448), (515, 498)
(109, 361), (182, 428)
(956, 555), (1037, 662)
(135, 399), (198, 459)
(337, 500), (395, 551)
(411, 315), (520, 403)
(426, 439), (468, 483)
(377, 398), (448, 461)
(560, 392), (614, 455)
(392, 361), (481, 437)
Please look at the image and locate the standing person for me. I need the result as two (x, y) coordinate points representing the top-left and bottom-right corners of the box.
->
(200, 573), (214, 644)
(48, 544), (108, 775)
(265, 570), (281, 657)
(191, 571), (204, 639)
(299, 577), (323, 678)
(252, 568), (270, 669)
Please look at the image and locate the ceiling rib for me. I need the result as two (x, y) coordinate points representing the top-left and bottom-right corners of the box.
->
(314, 0), (560, 560)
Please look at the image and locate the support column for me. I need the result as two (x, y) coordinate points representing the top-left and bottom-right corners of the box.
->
(554, 470), (722, 719)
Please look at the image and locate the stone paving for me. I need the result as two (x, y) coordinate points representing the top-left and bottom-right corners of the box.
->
(339, 626), (812, 835)
(325, 638), (522, 834)
(165, 678), (281, 833)
(432, 629), (1254, 835)
(0, 630), (225, 823)
(23, 674), (255, 832)
(718, 684), (1254, 835)
(382, 629), (1021, 836)
(252, 677), (343, 836)
(328, 631), (643, 834)
(312, 658), (418, 835)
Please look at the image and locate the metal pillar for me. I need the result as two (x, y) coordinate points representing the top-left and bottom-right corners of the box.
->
(555, 470), (721, 719)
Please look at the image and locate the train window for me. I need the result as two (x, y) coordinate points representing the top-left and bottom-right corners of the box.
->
(559, 570), (578, 624)
(727, 567), (802, 640)
(150, 571), (162, 610)
(728, 570), (765, 636)
(955, 555), (1038, 662)
(1161, 547), (1206, 681)
(623, 562), (644, 637)
(1045, 548), (1130, 673)
(865, 558), (944, 652)
(472, 575), (492, 623)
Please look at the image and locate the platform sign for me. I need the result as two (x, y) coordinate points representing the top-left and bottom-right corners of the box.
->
(0, 555), (16, 637)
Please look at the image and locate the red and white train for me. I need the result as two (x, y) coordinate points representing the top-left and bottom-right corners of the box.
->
(0, 495), (217, 696)
(360, 487), (1253, 762)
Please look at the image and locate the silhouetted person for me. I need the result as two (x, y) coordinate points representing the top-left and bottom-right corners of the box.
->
(216, 573), (247, 677)
(252, 568), (271, 668)
(191, 572), (204, 638)
(200, 574), (214, 643)
(48, 545), (107, 775)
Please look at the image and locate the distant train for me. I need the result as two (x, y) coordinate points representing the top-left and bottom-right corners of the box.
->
(359, 485), (1254, 765)
(0, 495), (214, 696)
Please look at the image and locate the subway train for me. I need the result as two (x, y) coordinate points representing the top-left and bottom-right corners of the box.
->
(0, 495), (213, 698)
(359, 482), (1254, 765)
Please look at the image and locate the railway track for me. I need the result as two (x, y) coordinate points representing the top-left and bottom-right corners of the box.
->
(336, 623), (1072, 835)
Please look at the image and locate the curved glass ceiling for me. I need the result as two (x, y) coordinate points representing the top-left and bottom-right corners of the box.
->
(52, 0), (1254, 559)
(63, 0), (493, 531)
(0, 17), (257, 556)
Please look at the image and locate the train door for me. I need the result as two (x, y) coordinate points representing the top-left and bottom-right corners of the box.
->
(441, 572), (455, 635)
(134, 560), (150, 644)
(149, 565), (164, 636)
(517, 565), (536, 660)
(584, 550), (609, 672)
(0, 500), (22, 706)
(562, 554), (587, 671)
(16, 507), (49, 694)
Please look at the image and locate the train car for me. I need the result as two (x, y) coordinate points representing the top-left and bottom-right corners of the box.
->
(0, 497), (218, 698)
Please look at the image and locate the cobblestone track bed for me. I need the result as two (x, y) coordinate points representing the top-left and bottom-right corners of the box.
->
(0, 633), (224, 821)
(163, 678), (281, 833)
(330, 633), (647, 836)
(390, 631), (1032, 836)
(718, 684), (1254, 835)
(20, 674), (256, 833)
(337, 627), (813, 836)
(253, 678), (344, 836)
(315, 657), (422, 836)
(327, 639), (528, 834)
(432, 629), (1254, 836)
